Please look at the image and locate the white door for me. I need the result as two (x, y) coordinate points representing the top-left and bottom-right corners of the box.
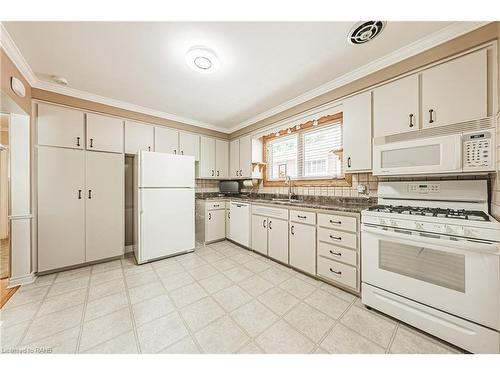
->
(155, 127), (179, 155)
(239, 135), (252, 178)
(179, 132), (200, 161)
(373, 74), (419, 138)
(86, 113), (124, 153)
(251, 215), (268, 255)
(85, 152), (124, 262)
(139, 188), (195, 262)
(229, 139), (240, 178)
(343, 91), (372, 172)
(206, 209), (226, 242)
(230, 202), (250, 247)
(216, 139), (229, 178)
(289, 223), (316, 274)
(268, 218), (289, 263)
(139, 152), (195, 188)
(125, 121), (154, 154)
(422, 49), (487, 128)
(37, 147), (85, 271)
(37, 103), (84, 149)
(200, 137), (216, 178)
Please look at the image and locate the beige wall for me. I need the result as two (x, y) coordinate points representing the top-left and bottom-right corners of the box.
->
(1, 48), (32, 114)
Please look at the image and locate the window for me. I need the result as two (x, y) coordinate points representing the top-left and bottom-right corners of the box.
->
(263, 112), (349, 187)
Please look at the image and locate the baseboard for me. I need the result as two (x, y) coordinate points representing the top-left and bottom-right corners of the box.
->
(8, 272), (36, 287)
(125, 245), (134, 254)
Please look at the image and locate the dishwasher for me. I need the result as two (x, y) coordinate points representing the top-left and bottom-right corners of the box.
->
(229, 202), (250, 248)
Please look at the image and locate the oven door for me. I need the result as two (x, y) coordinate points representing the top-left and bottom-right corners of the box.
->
(372, 134), (462, 176)
(361, 225), (500, 329)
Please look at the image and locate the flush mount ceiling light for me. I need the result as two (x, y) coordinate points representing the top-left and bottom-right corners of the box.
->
(51, 75), (69, 85)
(348, 21), (386, 45)
(185, 47), (220, 74)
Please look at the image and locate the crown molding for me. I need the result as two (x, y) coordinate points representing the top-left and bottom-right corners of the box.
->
(0, 22), (230, 134)
(227, 21), (492, 134)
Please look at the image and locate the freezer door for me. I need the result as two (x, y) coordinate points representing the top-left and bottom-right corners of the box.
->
(139, 151), (195, 188)
(138, 188), (195, 262)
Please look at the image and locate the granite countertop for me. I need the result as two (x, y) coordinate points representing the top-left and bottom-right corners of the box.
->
(196, 193), (376, 214)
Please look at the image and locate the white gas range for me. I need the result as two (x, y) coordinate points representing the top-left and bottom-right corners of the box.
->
(361, 180), (500, 354)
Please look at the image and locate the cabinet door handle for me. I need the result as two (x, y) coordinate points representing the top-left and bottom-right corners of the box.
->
(268, 220), (272, 230)
(329, 235), (342, 241)
(290, 225), (294, 235)
(77, 137), (81, 147)
(174, 150), (176, 154)
(429, 109), (434, 124)
(208, 213), (211, 220)
(409, 114), (414, 128)
(211, 170), (215, 177)
(240, 169), (242, 176)
(90, 138), (94, 148)
(329, 219), (341, 225)
(217, 170), (220, 177)
(181, 150), (184, 155)
(263, 219), (267, 228)
(329, 268), (342, 275)
(347, 157), (351, 168)
(148, 146), (151, 151)
(228, 212), (230, 219)
(88, 190), (92, 199)
(78, 189), (82, 199)
(329, 250), (342, 256)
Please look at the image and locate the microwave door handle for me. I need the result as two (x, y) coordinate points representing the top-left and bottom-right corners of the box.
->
(362, 225), (500, 255)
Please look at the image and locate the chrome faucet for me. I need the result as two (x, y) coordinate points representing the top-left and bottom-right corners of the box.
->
(286, 175), (292, 200)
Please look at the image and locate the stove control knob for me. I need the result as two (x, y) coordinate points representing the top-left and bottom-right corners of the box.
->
(379, 218), (387, 226)
(445, 225), (462, 235)
(389, 219), (398, 227)
(415, 222), (423, 230)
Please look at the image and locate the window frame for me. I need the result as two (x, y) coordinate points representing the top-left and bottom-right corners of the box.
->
(262, 112), (352, 187)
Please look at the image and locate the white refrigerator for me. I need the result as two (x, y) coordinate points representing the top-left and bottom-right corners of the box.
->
(134, 151), (195, 264)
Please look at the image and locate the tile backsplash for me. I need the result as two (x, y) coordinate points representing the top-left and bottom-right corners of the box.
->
(197, 172), (500, 220)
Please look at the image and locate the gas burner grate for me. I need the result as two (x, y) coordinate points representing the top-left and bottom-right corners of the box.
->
(367, 205), (490, 222)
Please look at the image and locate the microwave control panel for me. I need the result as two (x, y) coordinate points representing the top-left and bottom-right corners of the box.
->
(463, 129), (494, 171)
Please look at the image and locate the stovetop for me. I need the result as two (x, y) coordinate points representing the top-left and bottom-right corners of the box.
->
(367, 205), (490, 222)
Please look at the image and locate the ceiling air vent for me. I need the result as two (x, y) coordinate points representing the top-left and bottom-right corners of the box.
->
(348, 21), (386, 45)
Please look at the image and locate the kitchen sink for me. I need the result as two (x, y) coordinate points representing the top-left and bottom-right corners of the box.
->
(271, 198), (303, 203)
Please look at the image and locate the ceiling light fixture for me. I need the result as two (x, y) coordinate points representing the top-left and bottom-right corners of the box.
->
(185, 47), (220, 74)
(51, 75), (69, 86)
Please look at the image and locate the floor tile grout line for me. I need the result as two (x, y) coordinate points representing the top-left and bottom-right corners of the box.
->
(74, 267), (94, 353)
(150, 261), (205, 354)
(386, 322), (400, 354)
(120, 260), (143, 354)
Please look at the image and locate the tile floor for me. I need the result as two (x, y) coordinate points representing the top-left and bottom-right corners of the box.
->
(0, 240), (463, 354)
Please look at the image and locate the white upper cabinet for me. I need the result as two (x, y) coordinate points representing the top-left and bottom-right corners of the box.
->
(155, 127), (179, 155)
(421, 49), (487, 128)
(86, 113), (124, 153)
(37, 103), (84, 149)
(229, 139), (240, 178)
(239, 135), (252, 178)
(216, 140), (229, 178)
(199, 136), (216, 178)
(125, 121), (154, 154)
(373, 74), (419, 138)
(179, 132), (200, 160)
(343, 91), (372, 172)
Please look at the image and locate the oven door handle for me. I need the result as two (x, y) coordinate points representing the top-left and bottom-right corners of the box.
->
(362, 225), (500, 255)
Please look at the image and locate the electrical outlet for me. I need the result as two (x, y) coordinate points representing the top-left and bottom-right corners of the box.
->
(357, 184), (367, 194)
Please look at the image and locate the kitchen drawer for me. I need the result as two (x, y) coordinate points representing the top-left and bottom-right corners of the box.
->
(317, 241), (357, 266)
(317, 257), (357, 290)
(290, 210), (316, 225)
(317, 213), (357, 233)
(206, 201), (225, 210)
(252, 205), (288, 220)
(318, 227), (357, 250)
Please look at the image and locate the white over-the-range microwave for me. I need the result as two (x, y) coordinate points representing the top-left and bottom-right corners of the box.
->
(373, 128), (496, 176)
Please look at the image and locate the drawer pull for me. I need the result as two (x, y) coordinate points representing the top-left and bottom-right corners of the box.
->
(329, 219), (342, 225)
(213, 204), (220, 207)
(297, 215), (307, 219)
(329, 250), (342, 256)
(329, 268), (342, 275)
(329, 235), (342, 241)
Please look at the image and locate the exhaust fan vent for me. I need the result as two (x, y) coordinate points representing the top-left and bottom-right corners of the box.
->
(348, 21), (386, 45)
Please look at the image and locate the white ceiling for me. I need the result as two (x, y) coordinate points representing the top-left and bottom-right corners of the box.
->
(4, 21), (458, 131)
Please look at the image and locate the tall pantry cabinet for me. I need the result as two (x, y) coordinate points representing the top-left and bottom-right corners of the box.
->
(37, 103), (124, 272)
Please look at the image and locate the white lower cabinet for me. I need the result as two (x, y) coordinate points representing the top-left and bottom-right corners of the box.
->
(85, 152), (124, 262)
(225, 203), (230, 239)
(37, 147), (85, 272)
(251, 214), (268, 255)
(38, 147), (124, 272)
(267, 217), (288, 264)
(289, 222), (316, 275)
(206, 208), (226, 242)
